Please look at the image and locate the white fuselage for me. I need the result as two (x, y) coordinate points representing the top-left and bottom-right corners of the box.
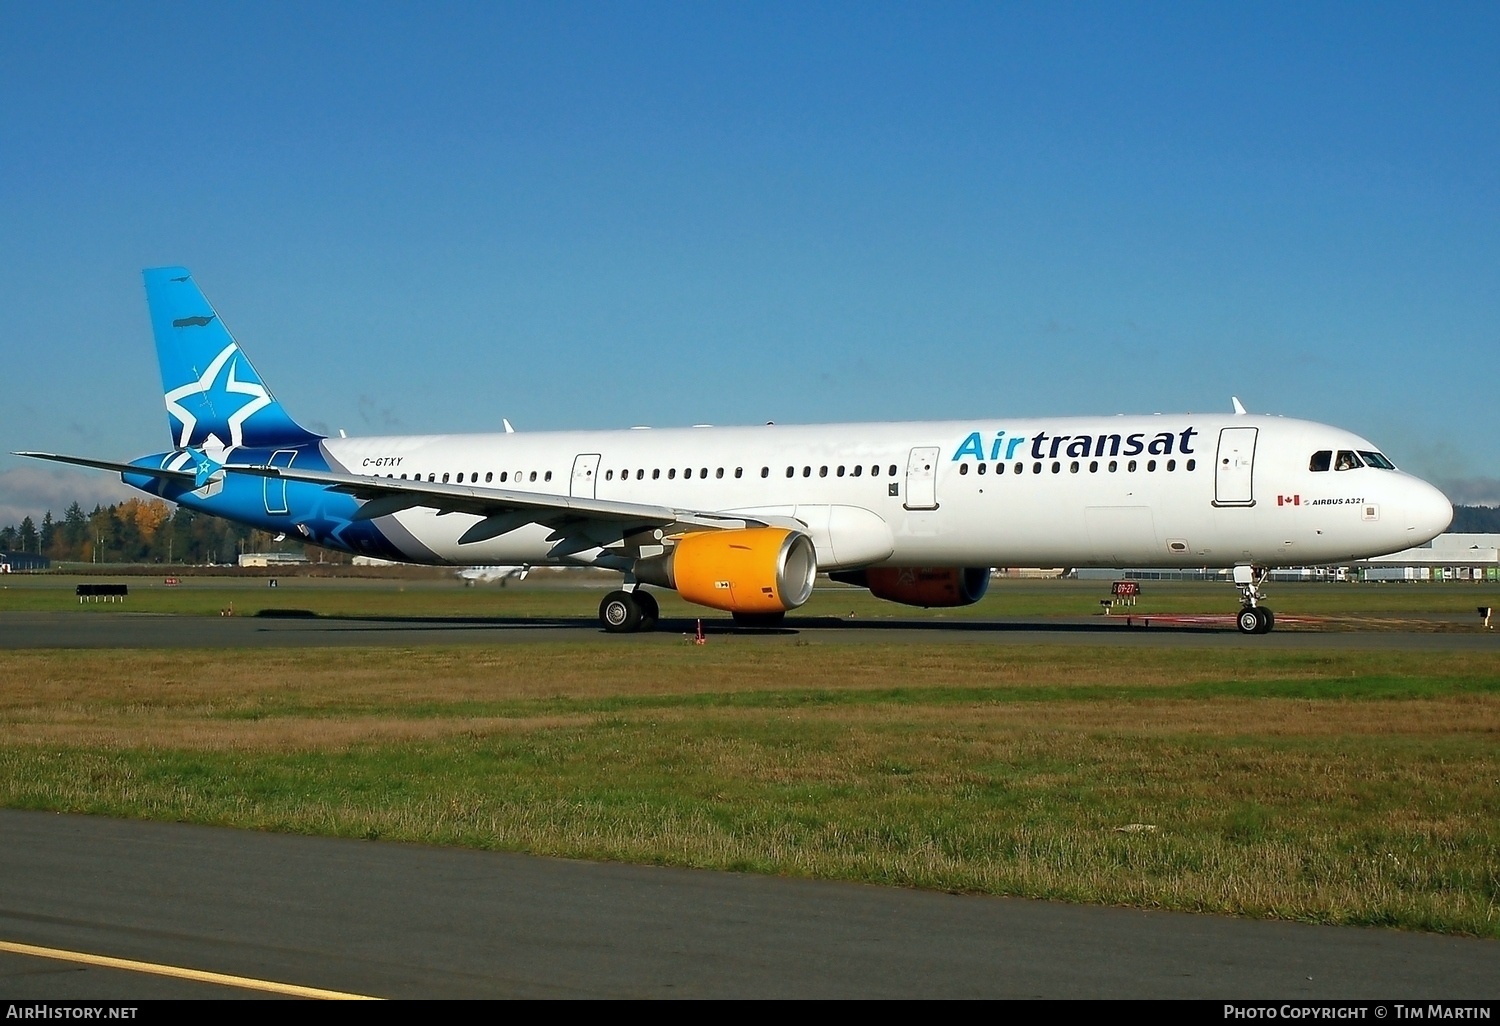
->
(318, 414), (1452, 571)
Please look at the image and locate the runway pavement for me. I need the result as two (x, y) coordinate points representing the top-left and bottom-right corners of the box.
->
(1, 810), (1496, 999)
(0, 610), (1495, 650)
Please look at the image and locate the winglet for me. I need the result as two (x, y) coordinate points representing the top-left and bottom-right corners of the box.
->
(1231, 396), (1247, 415)
(503, 419), (516, 434)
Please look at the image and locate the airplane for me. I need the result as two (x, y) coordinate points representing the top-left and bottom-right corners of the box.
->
(458, 564), (531, 585)
(18, 267), (1453, 635)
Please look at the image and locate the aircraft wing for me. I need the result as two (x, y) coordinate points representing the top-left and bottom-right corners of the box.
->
(230, 463), (785, 546)
(14, 450), (796, 550)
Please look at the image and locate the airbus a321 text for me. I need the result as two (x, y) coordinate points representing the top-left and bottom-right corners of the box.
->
(20, 268), (1453, 635)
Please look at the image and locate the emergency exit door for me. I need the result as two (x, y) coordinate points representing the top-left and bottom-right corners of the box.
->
(904, 446), (940, 511)
(570, 453), (601, 499)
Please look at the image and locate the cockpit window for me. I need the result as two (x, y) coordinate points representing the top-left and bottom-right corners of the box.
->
(1358, 450), (1396, 470)
(1309, 450), (1332, 472)
(1334, 450), (1363, 471)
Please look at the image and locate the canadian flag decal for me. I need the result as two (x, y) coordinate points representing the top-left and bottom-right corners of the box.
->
(1277, 494), (1301, 506)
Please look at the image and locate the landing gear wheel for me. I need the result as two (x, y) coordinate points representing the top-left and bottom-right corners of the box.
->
(1236, 607), (1274, 634)
(599, 591), (643, 633)
(635, 590), (659, 632)
(732, 610), (786, 629)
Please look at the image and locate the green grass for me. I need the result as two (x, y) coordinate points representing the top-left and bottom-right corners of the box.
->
(2, 642), (1498, 936)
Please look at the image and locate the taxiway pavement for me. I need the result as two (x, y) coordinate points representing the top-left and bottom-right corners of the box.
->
(0, 610), (1495, 650)
(1, 810), (1496, 999)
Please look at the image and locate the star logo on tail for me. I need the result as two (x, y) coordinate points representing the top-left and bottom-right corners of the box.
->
(163, 342), (272, 449)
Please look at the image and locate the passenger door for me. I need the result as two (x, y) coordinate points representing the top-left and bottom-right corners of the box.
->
(1213, 427), (1258, 507)
(263, 449), (296, 515)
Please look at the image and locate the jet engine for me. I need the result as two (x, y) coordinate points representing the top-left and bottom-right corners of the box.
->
(831, 566), (991, 608)
(636, 527), (818, 613)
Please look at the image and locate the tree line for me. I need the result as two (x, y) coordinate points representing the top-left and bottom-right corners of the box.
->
(0, 499), (346, 565)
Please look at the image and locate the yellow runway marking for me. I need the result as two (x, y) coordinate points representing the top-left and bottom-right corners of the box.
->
(0, 939), (381, 999)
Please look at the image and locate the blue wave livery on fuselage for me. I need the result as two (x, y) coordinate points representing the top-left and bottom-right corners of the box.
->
(18, 267), (1454, 635)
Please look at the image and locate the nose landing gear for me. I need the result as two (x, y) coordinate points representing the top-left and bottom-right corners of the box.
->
(1233, 565), (1274, 634)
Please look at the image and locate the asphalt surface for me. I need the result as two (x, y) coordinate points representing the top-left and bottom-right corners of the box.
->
(1, 610), (1496, 649)
(1, 810), (1496, 999)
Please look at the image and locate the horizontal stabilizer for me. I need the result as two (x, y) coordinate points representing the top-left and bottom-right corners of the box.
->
(13, 451), (197, 485)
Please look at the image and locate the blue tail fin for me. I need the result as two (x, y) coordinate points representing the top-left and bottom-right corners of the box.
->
(144, 266), (321, 451)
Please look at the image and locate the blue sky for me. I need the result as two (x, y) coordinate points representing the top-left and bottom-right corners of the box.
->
(2, 1), (1496, 524)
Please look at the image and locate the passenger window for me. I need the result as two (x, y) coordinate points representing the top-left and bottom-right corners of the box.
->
(606, 470), (614, 481)
(804, 466), (812, 477)
(485, 472), (493, 483)
(653, 469), (660, 479)
(1186, 459), (1195, 471)
(700, 468), (708, 478)
(1167, 459), (1176, 471)
(735, 467), (743, 479)
(529, 471), (537, 482)
(442, 472), (450, 483)
(716, 468), (724, 479)
(1070, 461), (1079, 473)
(977, 463), (986, 475)
(959, 463), (970, 476)
(1032, 462), (1042, 474)
(456, 473), (464, 483)
(1108, 461), (1117, 472)
(837, 466), (845, 477)
(1127, 460), (1137, 472)
(852, 465), (862, 477)
(1147, 460), (1156, 472)
(1335, 451), (1362, 471)
(668, 469), (676, 480)
(819, 466), (828, 477)
(1089, 461), (1098, 473)
(1051, 462), (1060, 474)
(995, 462), (1005, 475)
(888, 465), (897, 477)
(500, 472), (508, 482)
(545, 471), (552, 482)
(1310, 450), (1332, 472)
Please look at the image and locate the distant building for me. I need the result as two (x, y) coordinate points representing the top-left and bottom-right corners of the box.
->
(1071, 533), (1500, 583)
(1356, 533), (1500, 582)
(237, 552), (309, 568)
(0, 551), (50, 572)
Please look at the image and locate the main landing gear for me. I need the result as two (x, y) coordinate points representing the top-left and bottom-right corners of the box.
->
(1233, 565), (1274, 635)
(599, 589), (659, 634)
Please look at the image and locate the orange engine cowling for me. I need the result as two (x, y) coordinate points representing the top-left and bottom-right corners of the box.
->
(849, 566), (991, 608)
(639, 527), (818, 613)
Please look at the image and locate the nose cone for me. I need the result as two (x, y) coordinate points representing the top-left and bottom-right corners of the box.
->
(1405, 478), (1453, 545)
